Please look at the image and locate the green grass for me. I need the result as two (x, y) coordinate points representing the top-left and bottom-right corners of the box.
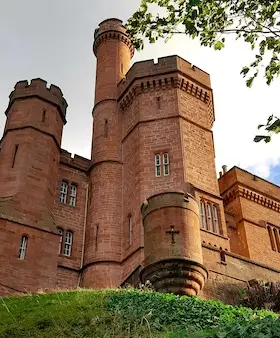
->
(0, 288), (279, 337)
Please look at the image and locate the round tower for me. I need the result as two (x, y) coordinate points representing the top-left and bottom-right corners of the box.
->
(0, 78), (67, 230)
(82, 19), (134, 287)
(140, 190), (208, 296)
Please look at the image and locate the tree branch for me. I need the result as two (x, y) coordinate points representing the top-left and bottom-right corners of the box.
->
(170, 29), (280, 35)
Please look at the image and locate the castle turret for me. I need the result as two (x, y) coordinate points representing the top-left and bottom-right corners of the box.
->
(140, 190), (208, 295)
(82, 19), (134, 287)
(0, 78), (67, 230)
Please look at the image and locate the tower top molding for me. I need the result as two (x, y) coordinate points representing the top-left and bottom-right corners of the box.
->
(93, 18), (134, 58)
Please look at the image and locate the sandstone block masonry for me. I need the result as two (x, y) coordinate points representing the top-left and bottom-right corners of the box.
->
(1, 18), (280, 302)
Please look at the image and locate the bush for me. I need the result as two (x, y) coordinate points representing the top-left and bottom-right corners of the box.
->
(240, 279), (280, 312)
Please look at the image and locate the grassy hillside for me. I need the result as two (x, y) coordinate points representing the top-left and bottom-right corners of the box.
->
(1, 289), (280, 337)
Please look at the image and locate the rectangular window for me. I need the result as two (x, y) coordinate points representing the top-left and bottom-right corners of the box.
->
(63, 231), (73, 257)
(155, 154), (161, 177)
(200, 201), (206, 229)
(19, 236), (28, 260)
(206, 204), (212, 231)
(155, 153), (170, 177)
(212, 205), (220, 234)
(69, 185), (77, 207)
(60, 181), (68, 204)
(163, 153), (169, 176)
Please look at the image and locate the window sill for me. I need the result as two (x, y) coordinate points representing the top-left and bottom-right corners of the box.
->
(59, 254), (74, 260)
(200, 228), (228, 240)
(58, 202), (76, 208)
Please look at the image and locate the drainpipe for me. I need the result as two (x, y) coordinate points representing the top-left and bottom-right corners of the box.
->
(78, 183), (89, 287)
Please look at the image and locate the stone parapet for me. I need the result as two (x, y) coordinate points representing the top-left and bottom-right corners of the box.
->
(6, 78), (67, 124)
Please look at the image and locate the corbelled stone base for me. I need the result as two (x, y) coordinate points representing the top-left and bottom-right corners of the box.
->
(140, 258), (208, 296)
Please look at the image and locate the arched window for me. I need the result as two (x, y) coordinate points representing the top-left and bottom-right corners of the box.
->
(206, 204), (212, 231)
(69, 185), (77, 207)
(268, 226), (276, 251)
(63, 231), (73, 257)
(273, 228), (280, 252)
(212, 205), (220, 234)
(19, 236), (28, 260)
(200, 201), (206, 229)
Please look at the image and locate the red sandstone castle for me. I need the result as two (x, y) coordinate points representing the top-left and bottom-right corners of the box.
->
(1, 18), (280, 302)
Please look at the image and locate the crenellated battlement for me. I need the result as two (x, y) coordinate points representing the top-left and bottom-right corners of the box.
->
(60, 149), (91, 171)
(118, 55), (211, 97)
(6, 78), (68, 124)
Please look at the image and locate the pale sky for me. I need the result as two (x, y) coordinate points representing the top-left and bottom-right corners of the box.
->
(0, 0), (279, 183)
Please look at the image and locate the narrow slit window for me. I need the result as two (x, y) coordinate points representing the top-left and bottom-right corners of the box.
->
(42, 109), (46, 123)
(104, 119), (108, 138)
(128, 215), (133, 246)
(206, 204), (213, 231)
(200, 201), (206, 229)
(156, 97), (161, 109)
(19, 236), (28, 260)
(212, 205), (220, 234)
(63, 231), (73, 257)
(69, 185), (77, 207)
(163, 153), (170, 176)
(95, 224), (99, 251)
(155, 154), (161, 177)
(12, 145), (19, 168)
(60, 181), (68, 204)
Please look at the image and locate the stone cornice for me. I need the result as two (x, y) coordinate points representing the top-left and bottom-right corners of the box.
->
(118, 74), (211, 112)
(223, 184), (280, 212)
(93, 30), (134, 58)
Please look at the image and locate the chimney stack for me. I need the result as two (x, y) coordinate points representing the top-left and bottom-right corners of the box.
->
(222, 165), (228, 175)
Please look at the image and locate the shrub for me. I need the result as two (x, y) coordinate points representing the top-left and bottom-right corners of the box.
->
(240, 279), (280, 312)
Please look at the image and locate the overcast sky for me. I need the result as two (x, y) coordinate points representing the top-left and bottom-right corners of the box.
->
(0, 0), (279, 184)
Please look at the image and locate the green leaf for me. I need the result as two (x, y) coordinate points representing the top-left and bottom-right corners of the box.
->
(241, 66), (250, 76)
(213, 41), (225, 50)
(246, 77), (254, 88)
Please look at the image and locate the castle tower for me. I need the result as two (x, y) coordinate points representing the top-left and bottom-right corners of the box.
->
(117, 56), (228, 295)
(0, 79), (67, 229)
(82, 19), (134, 287)
(0, 79), (68, 294)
